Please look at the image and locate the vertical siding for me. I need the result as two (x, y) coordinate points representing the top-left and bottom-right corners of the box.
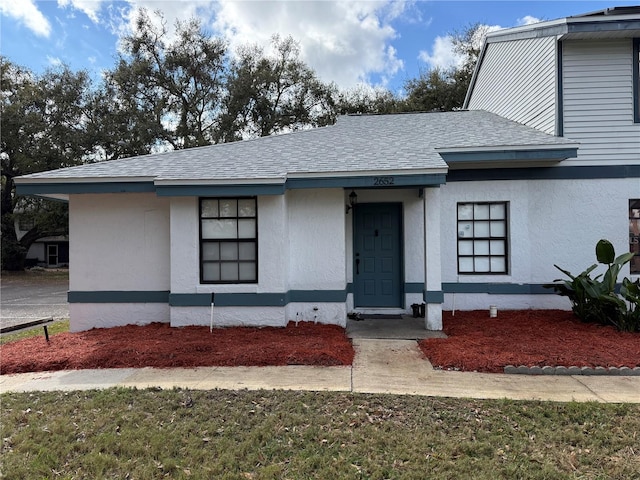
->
(563, 39), (640, 164)
(467, 36), (557, 134)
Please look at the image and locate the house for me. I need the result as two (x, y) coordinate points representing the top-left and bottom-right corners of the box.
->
(15, 7), (640, 332)
(15, 218), (69, 268)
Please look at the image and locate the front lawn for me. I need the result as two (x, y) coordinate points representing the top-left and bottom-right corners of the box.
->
(2, 389), (639, 479)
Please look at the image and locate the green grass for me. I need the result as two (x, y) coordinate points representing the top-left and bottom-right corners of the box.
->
(0, 319), (69, 345)
(2, 389), (639, 479)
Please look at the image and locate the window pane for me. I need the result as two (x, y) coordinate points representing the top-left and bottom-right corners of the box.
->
(458, 204), (473, 220)
(458, 222), (473, 238)
(202, 219), (237, 239)
(221, 263), (239, 281)
(238, 199), (256, 217)
(490, 203), (505, 220)
(201, 199), (218, 218)
(474, 257), (490, 272)
(219, 199), (237, 218)
(458, 240), (473, 256)
(475, 221), (490, 237)
(239, 242), (256, 260)
(459, 257), (474, 273)
(490, 221), (506, 237)
(239, 262), (256, 281)
(220, 243), (238, 261)
(238, 219), (256, 239)
(490, 240), (505, 255)
(474, 240), (489, 255)
(491, 257), (506, 273)
(202, 242), (219, 261)
(202, 263), (220, 281)
(474, 204), (490, 220)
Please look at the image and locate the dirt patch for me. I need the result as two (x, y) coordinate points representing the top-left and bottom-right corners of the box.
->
(0, 322), (354, 375)
(419, 310), (640, 373)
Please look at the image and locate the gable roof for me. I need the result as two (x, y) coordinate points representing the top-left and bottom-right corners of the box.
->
(481, 5), (640, 44)
(16, 110), (577, 199)
(464, 6), (640, 110)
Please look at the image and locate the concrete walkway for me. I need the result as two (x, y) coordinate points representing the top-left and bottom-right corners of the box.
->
(2, 339), (639, 403)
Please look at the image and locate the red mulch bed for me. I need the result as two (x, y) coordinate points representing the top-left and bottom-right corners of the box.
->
(419, 310), (640, 373)
(0, 322), (354, 375)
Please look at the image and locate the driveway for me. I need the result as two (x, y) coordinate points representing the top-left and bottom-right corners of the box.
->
(0, 272), (69, 331)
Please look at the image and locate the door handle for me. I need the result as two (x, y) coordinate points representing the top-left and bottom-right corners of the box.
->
(355, 258), (360, 275)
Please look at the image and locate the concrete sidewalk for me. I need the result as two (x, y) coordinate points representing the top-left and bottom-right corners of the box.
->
(2, 339), (639, 403)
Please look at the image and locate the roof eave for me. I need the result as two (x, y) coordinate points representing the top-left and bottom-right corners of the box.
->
(437, 145), (579, 167)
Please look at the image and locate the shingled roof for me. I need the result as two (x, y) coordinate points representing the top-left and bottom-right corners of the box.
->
(16, 110), (578, 197)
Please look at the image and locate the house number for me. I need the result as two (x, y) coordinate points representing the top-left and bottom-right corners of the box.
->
(373, 176), (395, 186)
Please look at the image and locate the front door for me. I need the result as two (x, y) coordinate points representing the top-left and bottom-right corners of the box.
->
(353, 203), (403, 308)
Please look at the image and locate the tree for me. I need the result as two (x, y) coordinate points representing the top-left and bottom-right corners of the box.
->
(219, 35), (337, 141)
(1, 58), (94, 270)
(111, 8), (228, 150)
(402, 23), (487, 112)
(336, 84), (400, 115)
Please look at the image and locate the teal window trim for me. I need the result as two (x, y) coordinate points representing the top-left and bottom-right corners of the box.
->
(634, 38), (640, 123)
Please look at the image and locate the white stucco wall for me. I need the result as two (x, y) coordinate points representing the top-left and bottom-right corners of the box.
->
(69, 304), (170, 332)
(68, 192), (171, 330)
(440, 177), (640, 311)
(287, 188), (346, 290)
(171, 306), (286, 328)
(69, 193), (171, 291)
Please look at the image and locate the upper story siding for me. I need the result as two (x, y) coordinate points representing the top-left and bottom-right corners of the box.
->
(562, 39), (640, 165)
(466, 36), (557, 135)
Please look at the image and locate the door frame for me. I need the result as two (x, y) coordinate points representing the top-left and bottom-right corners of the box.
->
(352, 202), (405, 308)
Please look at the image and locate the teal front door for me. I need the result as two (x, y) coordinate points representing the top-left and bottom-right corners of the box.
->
(353, 203), (403, 308)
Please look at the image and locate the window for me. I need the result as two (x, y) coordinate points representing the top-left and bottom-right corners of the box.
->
(200, 198), (257, 284)
(634, 38), (639, 123)
(630, 199), (640, 274)
(457, 202), (508, 274)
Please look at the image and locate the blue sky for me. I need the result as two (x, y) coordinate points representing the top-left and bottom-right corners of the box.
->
(2, 1), (638, 92)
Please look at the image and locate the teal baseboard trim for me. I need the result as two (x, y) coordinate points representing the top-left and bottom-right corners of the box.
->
(405, 283), (424, 294)
(424, 290), (445, 303)
(287, 290), (347, 303)
(68, 291), (169, 303)
(170, 290), (347, 307)
(67, 284), (555, 305)
(442, 283), (550, 295)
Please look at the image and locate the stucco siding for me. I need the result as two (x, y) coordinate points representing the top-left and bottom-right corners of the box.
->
(562, 39), (640, 164)
(439, 177), (639, 310)
(287, 189), (346, 291)
(69, 193), (170, 292)
(467, 36), (557, 134)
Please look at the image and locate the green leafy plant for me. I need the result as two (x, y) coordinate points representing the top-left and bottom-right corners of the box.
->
(545, 239), (639, 332)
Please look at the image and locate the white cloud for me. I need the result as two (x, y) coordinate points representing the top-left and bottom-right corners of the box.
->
(211, 1), (407, 88)
(517, 15), (542, 26)
(57, 0), (104, 23)
(0, 0), (51, 37)
(418, 35), (461, 71)
(418, 24), (502, 71)
(47, 55), (63, 67)
(108, 1), (408, 89)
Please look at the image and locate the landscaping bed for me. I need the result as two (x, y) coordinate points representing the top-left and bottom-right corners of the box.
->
(419, 310), (640, 373)
(0, 321), (354, 375)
